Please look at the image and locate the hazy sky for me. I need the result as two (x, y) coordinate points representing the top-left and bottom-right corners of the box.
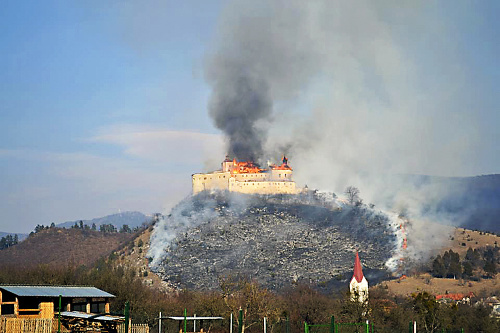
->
(1, 0), (498, 233)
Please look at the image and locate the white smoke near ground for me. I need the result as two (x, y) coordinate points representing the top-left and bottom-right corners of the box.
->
(148, 195), (218, 267)
(148, 192), (253, 267)
(203, 0), (478, 267)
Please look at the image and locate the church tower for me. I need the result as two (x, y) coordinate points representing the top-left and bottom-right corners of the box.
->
(349, 251), (369, 303)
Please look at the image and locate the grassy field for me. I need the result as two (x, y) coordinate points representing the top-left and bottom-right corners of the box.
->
(381, 227), (500, 297)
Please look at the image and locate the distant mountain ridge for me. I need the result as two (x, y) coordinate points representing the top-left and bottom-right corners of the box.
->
(436, 174), (500, 233)
(57, 211), (150, 230)
(388, 174), (500, 233)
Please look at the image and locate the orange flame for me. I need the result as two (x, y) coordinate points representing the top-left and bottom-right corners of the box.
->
(228, 156), (293, 174)
(230, 159), (265, 174)
(270, 163), (292, 170)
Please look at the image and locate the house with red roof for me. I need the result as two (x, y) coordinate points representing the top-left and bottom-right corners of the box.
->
(435, 292), (475, 305)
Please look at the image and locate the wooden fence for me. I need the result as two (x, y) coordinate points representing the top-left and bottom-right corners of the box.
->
(0, 317), (148, 333)
(0, 317), (53, 333)
(117, 323), (150, 333)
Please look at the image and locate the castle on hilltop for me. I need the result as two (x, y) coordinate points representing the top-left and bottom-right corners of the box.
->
(192, 156), (299, 195)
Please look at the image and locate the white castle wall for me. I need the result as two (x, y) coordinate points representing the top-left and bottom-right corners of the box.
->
(192, 167), (297, 195)
(192, 172), (230, 193)
(228, 178), (297, 194)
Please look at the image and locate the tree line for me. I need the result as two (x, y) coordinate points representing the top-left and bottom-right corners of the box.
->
(0, 258), (499, 333)
(29, 222), (137, 235)
(431, 247), (498, 280)
(0, 234), (18, 250)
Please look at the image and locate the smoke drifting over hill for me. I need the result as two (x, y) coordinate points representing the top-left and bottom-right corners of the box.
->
(203, 0), (485, 257)
(149, 192), (401, 290)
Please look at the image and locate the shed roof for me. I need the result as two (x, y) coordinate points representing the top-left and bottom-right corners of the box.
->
(0, 285), (115, 298)
(61, 311), (124, 322)
(164, 317), (224, 321)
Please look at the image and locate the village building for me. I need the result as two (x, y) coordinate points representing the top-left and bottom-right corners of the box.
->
(478, 296), (500, 318)
(349, 251), (369, 303)
(192, 156), (299, 195)
(0, 285), (114, 319)
(435, 292), (475, 305)
(0, 285), (125, 332)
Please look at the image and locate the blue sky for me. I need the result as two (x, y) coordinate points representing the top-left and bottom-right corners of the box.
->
(0, 1), (498, 233)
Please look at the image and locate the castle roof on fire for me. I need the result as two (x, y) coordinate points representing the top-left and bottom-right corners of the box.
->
(192, 156), (299, 195)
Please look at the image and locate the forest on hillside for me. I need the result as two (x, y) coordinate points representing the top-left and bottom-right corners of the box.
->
(0, 257), (499, 333)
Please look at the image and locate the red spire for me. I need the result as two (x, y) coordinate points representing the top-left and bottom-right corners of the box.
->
(352, 251), (364, 283)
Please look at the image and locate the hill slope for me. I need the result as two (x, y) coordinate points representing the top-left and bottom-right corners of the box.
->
(381, 228), (500, 297)
(0, 228), (136, 268)
(150, 192), (398, 291)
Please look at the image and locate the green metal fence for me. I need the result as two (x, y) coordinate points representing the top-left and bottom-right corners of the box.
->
(304, 316), (373, 333)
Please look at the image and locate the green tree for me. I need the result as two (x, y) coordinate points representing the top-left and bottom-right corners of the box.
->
(462, 262), (473, 277)
(432, 255), (446, 278)
(0, 235), (17, 250)
(120, 224), (131, 233)
(484, 260), (497, 277)
(100, 224), (117, 233)
(410, 292), (440, 333)
(35, 224), (46, 233)
(447, 250), (462, 279)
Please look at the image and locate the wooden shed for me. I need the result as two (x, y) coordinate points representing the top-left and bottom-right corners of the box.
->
(0, 285), (114, 319)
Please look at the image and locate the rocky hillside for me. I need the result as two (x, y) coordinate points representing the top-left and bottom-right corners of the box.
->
(150, 192), (398, 291)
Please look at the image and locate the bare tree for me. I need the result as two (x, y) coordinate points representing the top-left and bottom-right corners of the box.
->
(219, 276), (282, 333)
(344, 186), (360, 205)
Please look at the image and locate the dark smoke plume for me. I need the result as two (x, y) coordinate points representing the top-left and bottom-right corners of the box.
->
(201, 0), (483, 264)
(204, 1), (320, 162)
(207, 69), (271, 162)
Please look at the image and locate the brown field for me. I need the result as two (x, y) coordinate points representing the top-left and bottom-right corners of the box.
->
(447, 228), (499, 255)
(380, 273), (500, 298)
(380, 227), (500, 297)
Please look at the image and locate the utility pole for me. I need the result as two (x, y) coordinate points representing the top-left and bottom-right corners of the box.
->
(124, 301), (130, 333)
(57, 295), (62, 333)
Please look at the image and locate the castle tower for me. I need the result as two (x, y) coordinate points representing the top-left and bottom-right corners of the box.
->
(349, 251), (369, 303)
(221, 155), (233, 172)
